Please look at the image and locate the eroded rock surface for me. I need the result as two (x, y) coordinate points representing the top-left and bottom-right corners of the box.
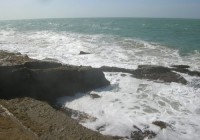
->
(0, 104), (37, 140)
(100, 65), (189, 84)
(79, 51), (91, 55)
(1, 51), (199, 140)
(0, 62), (110, 104)
(0, 51), (34, 66)
(0, 51), (113, 140)
(0, 98), (113, 140)
(152, 121), (169, 130)
(131, 125), (156, 140)
(171, 65), (200, 77)
(133, 65), (187, 84)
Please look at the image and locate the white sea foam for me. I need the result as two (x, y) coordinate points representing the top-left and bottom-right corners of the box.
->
(0, 29), (199, 70)
(1, 29), (200, 139)
(58, 73), (200, 139)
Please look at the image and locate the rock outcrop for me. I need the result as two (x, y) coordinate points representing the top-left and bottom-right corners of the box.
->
(131, 125), (156, 140)
(152, 121), (169, 130)
(0, 104), (37, 140)
(0, 61), (110, 104)
(171, 65), (200, 77)
(0, 51), (113, 140)
(1, 51), (199, 140)
(0, 51), (34, 66)
(133, 65), (187, 84)
(79, 51), (91, 55)
(0, 98), (113, 140)
(99, 66), (134, 73)
(100, 65), (188, 84)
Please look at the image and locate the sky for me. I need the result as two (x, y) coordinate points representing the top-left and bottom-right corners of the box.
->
(0, 0), (200, 20)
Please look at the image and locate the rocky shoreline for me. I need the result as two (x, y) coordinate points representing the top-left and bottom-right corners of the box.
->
(0, 50), (200, 140)
(0, 97), (115, 140)
(0, 51), (113, 140)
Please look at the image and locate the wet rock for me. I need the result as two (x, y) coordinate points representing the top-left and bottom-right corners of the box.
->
(188, 71), (200, 77)
(90, 94), (101, 99)
(79, 51), (91, 55)
(152, 121), (168, 129)
(0, 51), (112, 140)
(131, 130), (156, 140)
(100, 66), (134, 73)
(100, 65), (187, 84)
(131, 125), (156, 140)
(189, 78), (200, 88)
(42, 57), (61, 63)
(112, 136), (128, 139)
(24, 61), (62, 69)
(171, 65), (190, 69)
(60, 107), (97, 123)
(172, 67), (190, 73)
(171, 64), (190, 74)
(133, 65), (187, 84)
(0, 62), (110, 104)
(171, 65), (200, 77)
(137, 65), (171, 73)
(121, 74), (127, 77)
(96, 124), (107, 132)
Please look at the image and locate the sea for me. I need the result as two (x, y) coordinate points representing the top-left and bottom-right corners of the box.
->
(0, 18), (200, 140)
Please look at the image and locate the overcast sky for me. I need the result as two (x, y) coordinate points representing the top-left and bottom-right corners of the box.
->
(0, 0), (200, 20)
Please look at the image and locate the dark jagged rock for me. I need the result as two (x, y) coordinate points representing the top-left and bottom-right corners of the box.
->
(137, 65), (171, 73)
(170, 65), (200, 77)
(60, 106), (97, 123)
(100, 65), (187, 84)
(0, 51), (113, 140)
(90, 94), (101, 99)
(188, 71), (200, 77)
(171, 67), (190, 73)
(133, 65), (187, 84)
(24, 61), (62, 69)
(121, 74), (127, 77)
(100, 66), (134, 73)
(0, 62), (110, 104)
(131, 125), (156, 140)
(171, 65), (190, 69)
(189, 78), (200, 88)
(79, 51), (91, 55)
(152, 121), (168, 129)
(131, 130), (156, 140)
(42, 57), (61, 63)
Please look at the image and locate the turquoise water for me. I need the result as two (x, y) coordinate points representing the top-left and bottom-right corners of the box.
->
(0, 18), (200, 54)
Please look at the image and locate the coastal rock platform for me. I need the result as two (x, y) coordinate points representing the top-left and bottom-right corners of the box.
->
(0, 51), (113, 140)
(1, 50), (199, 140)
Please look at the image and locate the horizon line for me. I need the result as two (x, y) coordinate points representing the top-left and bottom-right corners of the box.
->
(1, 16), (200, 21)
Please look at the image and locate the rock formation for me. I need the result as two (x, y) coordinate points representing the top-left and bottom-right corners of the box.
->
(133, 65), (187, 84)
(0, 51), (113, 140)
(1, 51), (199, 140)
(0, 98), (113, 140)
(79, 51), (91, 55)
(0, 61), (110, 104)
(100, 65), (189, 84)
